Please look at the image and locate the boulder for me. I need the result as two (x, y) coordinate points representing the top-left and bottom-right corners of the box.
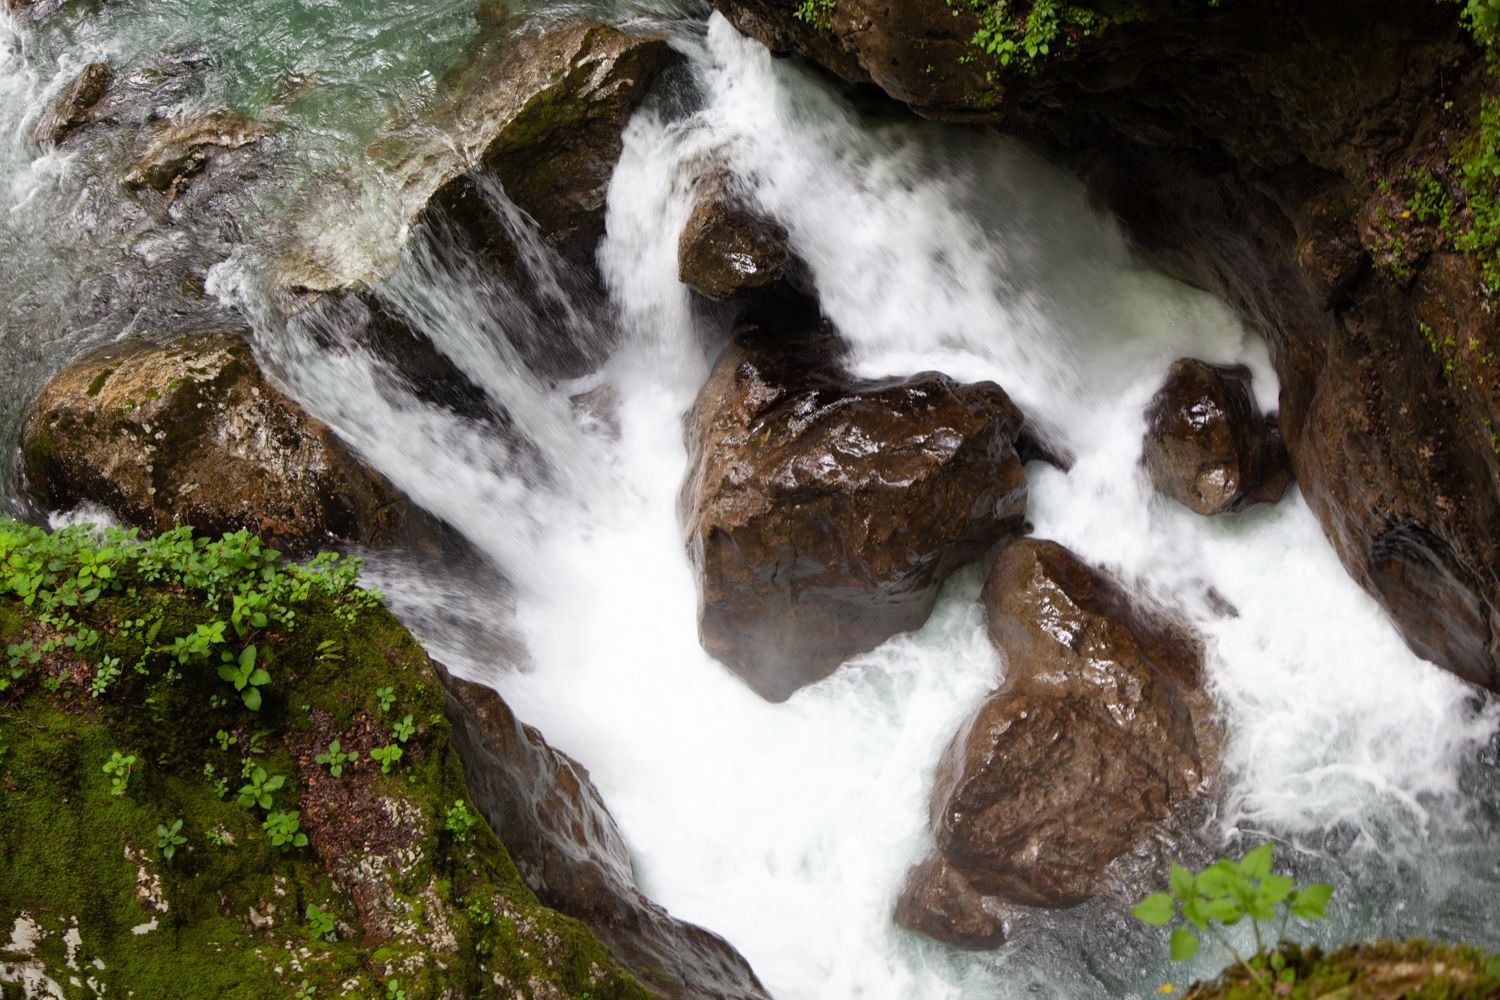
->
(898, 539), (1213, 943)
(678, 170), (790, 301)
(31, 62), (113, 145)
(21, 334), (415, 554)
(121, 107), (270, 198)
(681, 324), (1028, 701)
(1143, 358), (1293, 515)
(320, 15), (679, 293)
(437, 664), (771, 1000)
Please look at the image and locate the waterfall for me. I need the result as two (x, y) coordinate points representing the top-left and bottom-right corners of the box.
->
(2, 2), (1497, 997)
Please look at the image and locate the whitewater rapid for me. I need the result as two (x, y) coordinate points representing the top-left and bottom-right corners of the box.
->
(3, 2), (1498, 996)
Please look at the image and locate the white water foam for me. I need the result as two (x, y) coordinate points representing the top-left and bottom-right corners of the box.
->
(209, 12), (1500, 999)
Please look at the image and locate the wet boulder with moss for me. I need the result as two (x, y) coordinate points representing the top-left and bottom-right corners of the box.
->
(0, 518), (651, 999)
(21, 334), (419, 556)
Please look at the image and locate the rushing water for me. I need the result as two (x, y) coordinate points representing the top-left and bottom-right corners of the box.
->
(3, 2), (1500, 998)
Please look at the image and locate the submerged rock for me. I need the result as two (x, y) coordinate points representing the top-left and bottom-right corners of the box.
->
(678, 169), (791, 301)
(31, 62), (113, 145)
(681, 325), (1028, 702)
(121, 107), (270, 198)
(21, 334), (414, 554)
(898, 539), (1213, 942)
(438, 664), (771, 1000)
(1143, 358), (1292, 515)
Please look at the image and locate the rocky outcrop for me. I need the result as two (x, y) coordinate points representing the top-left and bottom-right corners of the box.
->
(121, 107), (270, 199)
(898, 539), (1213, 945)
(681, 324), (1028, 702)
(21, 334), (415, 554)
(712, 0), (1500, 693)
(1143, 358), (1293, 515)
(437, 664), (771, 1000)
(31, 62), (112, 146)
(678, 170), (791, 301)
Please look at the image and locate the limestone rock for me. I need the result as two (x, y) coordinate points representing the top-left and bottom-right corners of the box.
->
(21, 334), (413, 554)
(1143, 358), (1293, 515)
(681, 324), (1028, 702)
(898, 539), (1213, 942)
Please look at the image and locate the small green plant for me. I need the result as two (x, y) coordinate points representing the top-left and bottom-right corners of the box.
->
(262, 810), (308, 849)
(218, 644), (271, 711)
(214, 729), (237, 751)
(1131, 843), (1333, 996)
(316, 639), (343, 663)
(237, 766), (286, 810)
(386, 981), (407, 1000)
(314, 739), (355, 778)
(89, 654), (123, 697)
(205, 827), (232, 847)
(155, 818), (186, 862)
(370, 744), (403, 774)
(294, 980), (314, 999)
(445, 800), (479, 843)
(391, 714), (415, 744)
(305, 903), (336, 941)
(793, 0), (835, 29)
(374, 686), (396, 713)
(203, 762), (230, 799)
(103, 750), (137, 797)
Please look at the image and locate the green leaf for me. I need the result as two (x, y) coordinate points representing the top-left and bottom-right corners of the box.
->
(264, 774), (285, 792)
(216, 663), (238, 684)
(248, 669), (271, 687)
(239, 645), (257, 669)
(242, 687), (262, 712)
(1131, 893), (1175, 926)
(1181, 897), (1208, 929)
(1196, 864), (1233, 897)
(1169, 862), (1195, 900)
(1270, 951), (1286, 972)
(1281, 969), (1296, 985)
(1169, 927), (1199, 962)
(1240, 842), (1273, 879)
(1205, 896), (1243, 923)
(1290, 883), (1333, 920)
(1260, 874), (1294, 904)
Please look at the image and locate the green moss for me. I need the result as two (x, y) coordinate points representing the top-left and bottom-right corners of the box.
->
(0, 520), (648, 999)
(85, 367), (118, 398)
(1183, 941), (1500, 999)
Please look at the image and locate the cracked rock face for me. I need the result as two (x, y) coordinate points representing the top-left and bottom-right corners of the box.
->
(21, 333), (413, 554)
(680, 323), (1028, 702)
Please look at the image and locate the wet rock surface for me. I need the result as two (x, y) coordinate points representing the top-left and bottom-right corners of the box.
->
(31, 62), (113, 145)
(329, 14), (679, 292)
(681, 323), (1028, 702)
(898, 539), (1214, 943)
(678, 169), (791, 301)
(437, 664), (771, 1000)
(121, 107), (271, 199)
(21, 334), (416, 554)
(1143, 358), (1293, 515)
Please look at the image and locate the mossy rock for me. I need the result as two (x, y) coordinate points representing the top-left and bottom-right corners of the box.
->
(0, 521), (649, 999)
(1182, 941), (1500, 999)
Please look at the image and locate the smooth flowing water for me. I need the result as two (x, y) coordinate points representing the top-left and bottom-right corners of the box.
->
(3, 3), (1499, 998)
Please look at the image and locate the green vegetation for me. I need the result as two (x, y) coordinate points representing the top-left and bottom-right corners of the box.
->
(1181, 941), (1500, 999)
(0, 516), (648, 998)
(793, 0), (836, 30)
(1132, 843), (1332, 996)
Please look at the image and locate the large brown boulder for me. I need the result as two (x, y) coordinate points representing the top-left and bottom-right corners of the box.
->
(898, 539), (1213, 944)
(678, 170), (791, 301)
(21, 334), (415, 554)
(436, 664), (770, 1000)
(1143, 358), (1293, 515)
(681, 326), (1028, 702)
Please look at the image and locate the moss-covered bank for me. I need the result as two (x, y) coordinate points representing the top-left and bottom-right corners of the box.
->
(0, 518), (647, 999)
(1182, 941), (1500, 999)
